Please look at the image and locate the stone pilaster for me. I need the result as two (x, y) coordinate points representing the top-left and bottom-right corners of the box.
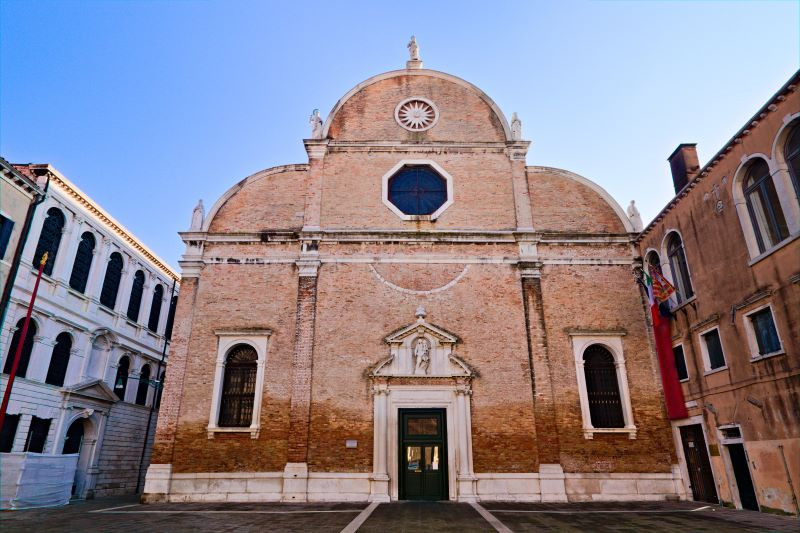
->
(302, 140), (328, 231)
(508, 141), (533, 231)
(283, 255), (320, 501)
(519, 262), (561, 466)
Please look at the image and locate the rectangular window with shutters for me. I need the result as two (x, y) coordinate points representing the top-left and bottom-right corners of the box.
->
(700, 327), (727, 372)
(0, 214), (14, 260)
(673, 344), (689, 381)
(744, 305), (784, 359)
(1, 414), (21, 452)
(24, 416), (51, 453)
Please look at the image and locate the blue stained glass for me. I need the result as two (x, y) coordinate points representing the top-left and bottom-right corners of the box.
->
(388, 166), (447, 216)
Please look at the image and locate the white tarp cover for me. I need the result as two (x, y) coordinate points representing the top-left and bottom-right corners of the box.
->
(0, 452), (78, 509)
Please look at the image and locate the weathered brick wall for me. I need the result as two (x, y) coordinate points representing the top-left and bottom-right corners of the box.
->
(539, 263), (676, 473)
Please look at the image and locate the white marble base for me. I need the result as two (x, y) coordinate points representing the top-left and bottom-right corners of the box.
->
(142, 464), (686, 503)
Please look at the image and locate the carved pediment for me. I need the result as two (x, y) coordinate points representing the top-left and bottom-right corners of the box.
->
(372, 307), (473, 378)
(62, 379), (119, 403)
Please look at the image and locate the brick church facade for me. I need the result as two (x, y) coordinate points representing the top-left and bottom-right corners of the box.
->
(144, 53), (685, 503)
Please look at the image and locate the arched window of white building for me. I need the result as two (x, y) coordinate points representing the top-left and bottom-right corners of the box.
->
(114, 356), (130, 400)
(136, 364), (151, 406)
(45, 332), (72, 387)
(33, 207), (65, 276)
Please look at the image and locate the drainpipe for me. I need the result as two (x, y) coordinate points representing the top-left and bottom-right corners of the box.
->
(0, 174), (49, 332)
(135, 278), (176, 493)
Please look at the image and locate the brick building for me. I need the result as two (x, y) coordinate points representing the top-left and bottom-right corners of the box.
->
(637, 71), (799, 515)
(144, 49), (685, 503)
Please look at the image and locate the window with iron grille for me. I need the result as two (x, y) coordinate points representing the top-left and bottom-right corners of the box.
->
(583, 344), (624, 428)
(748, 308), (782, 356)
(148, 284), (164, 332)
(114, 356), (130, 400)
(45, 332), (72, 386)
(0, 414), (20, 452)
(673, 345), (688, 381)
(100, 252), (124, 309)
(0, 214), (14, 260)
(33, 207), (65, 276)
(136, 364), (151, 405)
(701, 329), (726, 370)
(786, 123), (800, 197)
(68, 232), (95, 293)
(667, 233), (694, 303)
(3, 318), (37, 378)
(24, 416), (51, 453)
(744, 158), (789, 253)
(218, 344), (258, 427)
(127, 270), (145, 321)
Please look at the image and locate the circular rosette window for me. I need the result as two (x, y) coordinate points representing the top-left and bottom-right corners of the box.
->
(395, 98), (439, 132)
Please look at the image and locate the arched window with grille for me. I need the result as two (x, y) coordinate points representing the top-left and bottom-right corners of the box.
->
(583, 344), (624, 428)
(68, 232), (96, 293)
(3, 318), (37, 378)
(667, 232), (694, 303)
(100, 252), (124, 309)
(33, 207), (65, 276)
(136, 364), (151, 406)
(127, 270), (145, 322)
(147, 284), (164, 332)
(114, 356), (130, 400)
(45, 332), (72, 386)
(744, 158), (789, 253)
(218, 344), (258, 427)
(785, 123), (800, 197)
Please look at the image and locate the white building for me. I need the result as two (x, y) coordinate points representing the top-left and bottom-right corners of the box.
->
(0, 164), (179, 501)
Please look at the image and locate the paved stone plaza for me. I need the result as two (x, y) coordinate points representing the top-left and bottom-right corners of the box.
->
(1, 496), (797, 532)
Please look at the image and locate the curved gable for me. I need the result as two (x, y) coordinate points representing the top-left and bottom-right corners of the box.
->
(206, 164), (309, 233)
(527, 166), (632, 233)
(323, 70), (511, 143)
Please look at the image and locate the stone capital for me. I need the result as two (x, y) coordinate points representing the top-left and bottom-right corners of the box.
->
(296, 259), (321, 277)
(517, 260), (542, 278)
(304, 139), (329, 160)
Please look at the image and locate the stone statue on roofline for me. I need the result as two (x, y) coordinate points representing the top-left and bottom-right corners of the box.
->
(309, 109), (323, 140)
(511, 112), (522, 141)
(627, 200), (643, 232)
(190, 199), (204, 231)
(408, 36), (420, 61)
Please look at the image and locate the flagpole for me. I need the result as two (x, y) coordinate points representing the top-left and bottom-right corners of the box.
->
(0, 252), (48, 431)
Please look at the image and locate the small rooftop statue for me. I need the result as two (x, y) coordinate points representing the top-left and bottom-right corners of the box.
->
(309, 108), (323, 140)
(190, 199), (205, 231)
(627, 200), (643, 232)
(406, 36), (423, 69)
(511, 112), (522, 141)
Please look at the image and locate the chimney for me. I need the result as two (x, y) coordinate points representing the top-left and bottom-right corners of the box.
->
(667, 144), (700, 194)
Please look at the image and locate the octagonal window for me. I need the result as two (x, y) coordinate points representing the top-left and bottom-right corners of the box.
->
(388, 165), (448, 216)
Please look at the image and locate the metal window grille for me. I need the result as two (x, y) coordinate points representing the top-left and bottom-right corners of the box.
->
(583, 345), (625, 428)
(388, 166), (447, 215)
(218, 345), (258, 427)
(33, 208), (65, 276)
(45, 332), (72, 386)
(100, 252), (124, 309)
(68, 232), (96, 293)
(3, 318), (37, 378)
(127, 270), (145, 321)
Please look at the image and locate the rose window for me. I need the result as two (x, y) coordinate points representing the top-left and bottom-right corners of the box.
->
(395, 98), (439, 132)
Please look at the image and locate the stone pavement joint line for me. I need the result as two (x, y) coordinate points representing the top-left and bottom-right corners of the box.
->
(490, 506), (715, 514)
(340, 502), (380, 533)
(469, 502), (513, 533)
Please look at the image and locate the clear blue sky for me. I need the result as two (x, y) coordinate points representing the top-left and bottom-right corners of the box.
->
(2, 0), (798, 267)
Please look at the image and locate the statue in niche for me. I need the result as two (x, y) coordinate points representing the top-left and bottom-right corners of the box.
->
(413, 337), (431, 375)
(407, 36), (420, 61)
(511, 112), (522, 141)
(190, 199), (204, 231)
(627, 200), (643, 232)
(309, 108), (323, 139)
